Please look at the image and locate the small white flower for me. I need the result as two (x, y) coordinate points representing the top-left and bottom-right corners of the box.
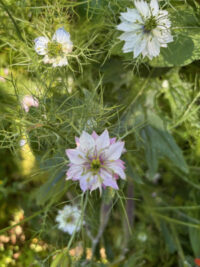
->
(34, 27), (73, 67)
(21, 95), (39, 112)
(137, 232), (148, 242)
(162, 80), (169, 89)
(117, 0), (173, 59)
(55, 205), (82, 235)
(19, 139), (26, 147)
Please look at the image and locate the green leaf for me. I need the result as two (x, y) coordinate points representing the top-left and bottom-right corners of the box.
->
(51, 251), (71, 267)
(140, 125), (188, 178)
(189, 228), (200, 257)
(35, 169), (66, 206)
(160, 221), (177, 254)
(138, 111), (188, 179)
(150, 34), (194, 67)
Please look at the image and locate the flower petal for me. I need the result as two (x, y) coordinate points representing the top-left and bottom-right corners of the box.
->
(133, 36), (147, 58)
(52, 27), (72, 44)
(120, 8), (142, 23)
(105, 141), (125, 160)
(95, 129), (110, 151)
(34, 36), (49, 55)
(66, 165), (83, 180)
(79, 131), (95, 153)
(100, 169), (119, 190)
(110, 137), (116, 144)
(150, 0), (159, 16)
(117, 22), (135, 32)
(147, 36), (160, 59)
(66, 149), (86, 164)
(79, 173), (91, 192)
(92, 131), (99, 140)
(107, 162), (126, 180)
(134, 0), (150, 17)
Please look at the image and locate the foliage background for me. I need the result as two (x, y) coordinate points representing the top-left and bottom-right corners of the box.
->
(0, 0), (200, 266)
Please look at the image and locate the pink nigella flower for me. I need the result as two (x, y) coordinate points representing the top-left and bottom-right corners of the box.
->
(66, 129), (126, 193)
(22, 95), (39, 112)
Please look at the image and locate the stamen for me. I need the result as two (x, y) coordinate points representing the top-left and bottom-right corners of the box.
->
(47, 41), (63, 58)
(91, 158), (101, 173)
(143, 16), (157, 33)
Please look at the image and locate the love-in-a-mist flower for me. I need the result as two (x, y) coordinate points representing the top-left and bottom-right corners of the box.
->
(34, 27), (73, 67)
(117, 0), (173, 59)
(66, 129), (126, 193)
(55, 205), (82, 235)
(22, 95), (39, 112)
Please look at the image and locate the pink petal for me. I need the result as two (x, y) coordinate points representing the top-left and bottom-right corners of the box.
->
(110, 137), (116, 144)
(66, 149), (85, 164)
(107, 162), (126, 179)
(104, 141), (125, 160)
(75, 137), (80, 147)
(96, 129), (110, 151)
(100, 169), (119, 190)
(116, 159), (126, 169)
(92, 131), (99, 140)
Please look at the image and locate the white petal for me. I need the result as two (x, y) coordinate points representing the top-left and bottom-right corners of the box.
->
(150, 0), (159, 16)
(79, 131), (95, 153)
(95, 129), (110, 151)
(133, 36), (147, 58)
(119, 31), (141, 42)
(104, 141), (125, 161)
(66, 149), (86, 164)
(120, 8), (142, 22)
(117, 22), (135, 32)
(122, 41), (135, 53)
(147, 37), (160, 59)
(34, 36), (49, 55)
(52, 27), (71, 44)
(121, 33), (144, 53)
(66, 165), (83, 180)
(79, 173), (91, 192)
(90, 175), (101, 192)
(134, 0), (150, 18)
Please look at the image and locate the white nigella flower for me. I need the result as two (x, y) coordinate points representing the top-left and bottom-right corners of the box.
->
(66, 129), (126, 194)
(117, 0), (173, 59)
(55, 205), (82, 235)
(34, 27), (73, 67)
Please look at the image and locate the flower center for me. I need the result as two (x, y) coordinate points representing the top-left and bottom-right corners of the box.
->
(91, 158), (101, 173)
(143, 17), (157, 33)
(47, 41), (63, 58)
(65, 215), (74, 223)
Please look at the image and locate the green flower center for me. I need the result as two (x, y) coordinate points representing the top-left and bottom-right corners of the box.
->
(65, 215), (74, 223)
(144, 17), (157, 33)
(91, 158), (101, 173)
(47, 42), (63, 58)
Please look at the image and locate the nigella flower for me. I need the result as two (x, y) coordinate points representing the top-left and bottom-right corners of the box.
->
(66, 130), (126, 193)
(55, 205), (82, 235)
(117, 0), (173, 59)
(22, 95), (39, 112)
(34, 27), (73, 67)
